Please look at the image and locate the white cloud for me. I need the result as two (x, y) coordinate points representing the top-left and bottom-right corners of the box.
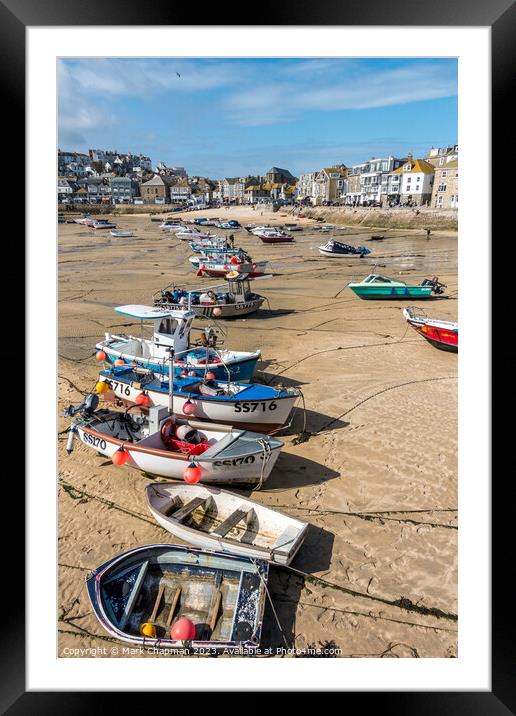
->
(224, 62), (457, 125)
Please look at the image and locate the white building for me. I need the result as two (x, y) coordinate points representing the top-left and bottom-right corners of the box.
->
(296, 172), (317, 201)
(390, 155), (435, 206)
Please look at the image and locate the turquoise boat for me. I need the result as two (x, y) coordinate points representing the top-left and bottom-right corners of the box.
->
(348, 273), (446, 300)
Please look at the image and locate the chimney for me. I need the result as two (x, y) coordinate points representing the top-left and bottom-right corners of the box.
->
(407, 153), (413, 161)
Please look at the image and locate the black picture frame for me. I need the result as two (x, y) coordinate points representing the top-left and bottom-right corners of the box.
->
(6, 0), (505, 709)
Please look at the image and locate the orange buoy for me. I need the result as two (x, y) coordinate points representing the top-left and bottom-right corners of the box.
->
(112, 447), (130, 466)
(135, 392), (152, 407)
(230, 255), (238, 264)
(213, 307), (222, 317)
(96, 350), (107, 362)
(114, 358), (125, 366)
(183, 461), (202, 484)
(205, 371), (216, 381)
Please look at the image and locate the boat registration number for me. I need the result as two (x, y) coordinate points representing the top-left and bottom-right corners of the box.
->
(82, 433), (107, 450)
(106, 380), (131, 397)
(234, 401), (277, 413)
(213, 455), (260, 467)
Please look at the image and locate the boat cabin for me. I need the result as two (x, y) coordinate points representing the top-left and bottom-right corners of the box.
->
(360, 273), (400, 285)
(114, 305), (195, 360)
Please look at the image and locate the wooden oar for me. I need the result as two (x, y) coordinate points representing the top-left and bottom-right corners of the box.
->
(207, 576), (223, 640)
(148, 583), (165, 623)
(166, 587), (182, 628)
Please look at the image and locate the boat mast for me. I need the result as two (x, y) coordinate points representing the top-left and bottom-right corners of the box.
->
(167, 347), (175, 415)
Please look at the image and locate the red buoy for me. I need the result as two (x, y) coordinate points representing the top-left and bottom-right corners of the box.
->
(112, 447), (129, 466)
(170, 618), (196, 641)
(183, 461), (202, 484)
(183, 399), (195, 416)
(205, 371), (216, 381)
(230, 255), (238, 264)
(114, 358), (125, 366)
(96, 350), (107, 362)
(135, 392), (152, 407)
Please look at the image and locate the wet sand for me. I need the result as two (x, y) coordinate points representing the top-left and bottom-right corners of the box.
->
(58, 207), (458, 658)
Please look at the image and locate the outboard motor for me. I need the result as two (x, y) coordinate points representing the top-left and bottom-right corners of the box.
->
(421, 276), (447, 295)
(63, 392), (99, 419)
(63, 393), (100, 454)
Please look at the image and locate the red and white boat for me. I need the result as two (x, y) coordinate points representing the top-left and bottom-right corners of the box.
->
(196, 259), (270, 278)
(403, 307), (458, 352)
(254, 230), (294, 244)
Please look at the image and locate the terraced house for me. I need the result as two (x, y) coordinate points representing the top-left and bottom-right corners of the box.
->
(313, 164), (348, 205)
(431, 158), (458, 209)
(391, 155), (435, 206)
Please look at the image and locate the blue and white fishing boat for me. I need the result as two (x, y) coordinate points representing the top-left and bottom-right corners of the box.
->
(318, 240), (371, 257)
(97, 364), (300, 433)
(95, 305), (261, 381)
(86, 544), (269, 650)
(189, 241), (243, 256)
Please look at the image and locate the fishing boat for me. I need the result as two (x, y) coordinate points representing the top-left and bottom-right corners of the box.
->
(97, 364), (299, 432)
(176, 230), (216, 241)
(154, 274), (267, 319)
(146, 484), (308, 565)
(318, 240), (370, 257)
(92, 219), (117, 230)
(189, 241), (243, 256)
(74, 213), (95, 225)
(160, 221), (185, 230)
(196, 257), (270, 279)
(283, 223), (302, 231)
(64, 396), (283, 485)
(402, 307), (458, 352)
(254, 230), (294, 243)
(369, 235), (385, 241)
(348, 273), (447, 299)
(216, 220), (240, 229)
(95, 305), (261, 381)
(189, 250), (248, 268)
(86, 543), (268, 650)
(110, 230), (134, 238)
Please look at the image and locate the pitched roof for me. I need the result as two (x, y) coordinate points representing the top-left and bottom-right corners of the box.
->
(393, 159), (435, 175)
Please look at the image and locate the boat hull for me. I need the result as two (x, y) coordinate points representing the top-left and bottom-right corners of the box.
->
(318, 248), (365, 257)
(258, 236), (294, 243)
(97, 344), (260, 382)
(86, 544), (268, 651)
(145, 484), (308, 566)
(156, 297), (265, 318)
(98, 372), (298, 432)
(76, 425), (282, 485)
(403, 312), (458, 352)
(349, 285), (434, 299)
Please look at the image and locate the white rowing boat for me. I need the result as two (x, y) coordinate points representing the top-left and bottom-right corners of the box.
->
(146, 483), (308, 565)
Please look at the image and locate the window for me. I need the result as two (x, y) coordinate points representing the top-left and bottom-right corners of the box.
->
(437, 184), (447, 192)
(439, 158), (445, 165)
(158, 318), (178, 335)
(437, 196), (443, 205)
(442, 171), (447, 178)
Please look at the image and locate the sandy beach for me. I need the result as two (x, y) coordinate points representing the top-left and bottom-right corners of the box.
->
(58, 206), (458, 658)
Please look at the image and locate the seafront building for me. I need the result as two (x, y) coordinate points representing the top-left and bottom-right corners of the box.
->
(57, 146), (456, 209)
(390, 154), (435, 206)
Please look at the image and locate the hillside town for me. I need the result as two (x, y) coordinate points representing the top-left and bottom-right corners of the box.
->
(58, 145), (458, 211)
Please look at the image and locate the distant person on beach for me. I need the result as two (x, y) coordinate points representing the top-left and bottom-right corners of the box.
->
(426, 228), (431, 240)
(229, 233), (235, 247)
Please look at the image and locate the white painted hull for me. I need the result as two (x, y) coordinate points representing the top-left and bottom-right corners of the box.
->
(98, 375), (297, 431)
(76, 425), (281, 485)
(146, 484), (308, 565)
(318, 247), (364, 257)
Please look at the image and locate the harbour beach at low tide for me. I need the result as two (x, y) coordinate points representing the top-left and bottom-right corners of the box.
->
(58, 206), (458, 658)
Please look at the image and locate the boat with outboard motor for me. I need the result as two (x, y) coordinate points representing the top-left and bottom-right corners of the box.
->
(153, 273), (267, 318)
(64, 392), (283, 485)
(92, 219), (117, 230)
(95, 305), (261, 381)
(86, 543), (269, 651)
(97, 363), (300, 432)
(348, 273), (447, 299)
(110, 230), (135, 238)
(318, 240), (370, 257)
(402, 307), (458, 352)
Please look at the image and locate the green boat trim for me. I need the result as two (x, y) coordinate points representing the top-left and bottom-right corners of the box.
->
(347, 273), (441, 300)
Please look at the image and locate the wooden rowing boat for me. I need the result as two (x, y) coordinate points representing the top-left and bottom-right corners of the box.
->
(146, 483), (308, 565)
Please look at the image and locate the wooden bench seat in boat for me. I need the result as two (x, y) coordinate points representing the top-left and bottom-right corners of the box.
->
(172, 496), (210, 523)
(212, 507), (251, 538)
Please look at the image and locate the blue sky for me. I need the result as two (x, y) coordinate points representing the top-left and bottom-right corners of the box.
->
(58, 57), (457, 177)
